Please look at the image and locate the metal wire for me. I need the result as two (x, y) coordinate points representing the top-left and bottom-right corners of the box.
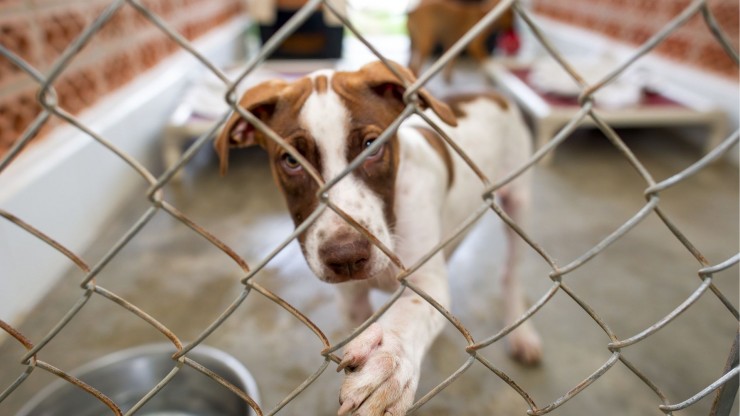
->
(0, 0), (738, 415)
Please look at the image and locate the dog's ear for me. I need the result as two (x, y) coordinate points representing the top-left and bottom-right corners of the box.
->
(358, 60), (458, 127)
(214, 79), (288, 175)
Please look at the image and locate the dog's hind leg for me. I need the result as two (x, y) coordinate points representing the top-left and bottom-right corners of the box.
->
(441, 55), (458, 84)
(408, 33), (434, 77)
(467, 33), (490, 67)
(499, 189), (543, 365)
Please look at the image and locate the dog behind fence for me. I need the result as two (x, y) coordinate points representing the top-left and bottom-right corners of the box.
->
(0, 0), (738, 415)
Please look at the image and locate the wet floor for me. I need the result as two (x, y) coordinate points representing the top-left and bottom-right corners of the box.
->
(1, 68), (738, 415)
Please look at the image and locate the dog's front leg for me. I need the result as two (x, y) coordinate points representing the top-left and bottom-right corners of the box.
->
(337, 280), (373, 327)
(336, 131), (452, 415)
(337, 258), (449, 416)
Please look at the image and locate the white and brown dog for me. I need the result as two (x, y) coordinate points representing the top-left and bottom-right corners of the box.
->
(215, 60), (541, 415)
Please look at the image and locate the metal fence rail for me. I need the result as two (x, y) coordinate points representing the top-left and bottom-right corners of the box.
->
(1, 0), (738, 415)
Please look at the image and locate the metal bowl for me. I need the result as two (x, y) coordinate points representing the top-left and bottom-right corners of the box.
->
(17, 344), (260, 416)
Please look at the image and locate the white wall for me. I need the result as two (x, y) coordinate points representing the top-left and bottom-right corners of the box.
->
(0, 18), (248, 327)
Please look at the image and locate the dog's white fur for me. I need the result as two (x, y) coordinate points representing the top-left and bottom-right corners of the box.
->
(216, 62), (541, 415)
(300, 71), (394, 283)
(334, 91), (539, 416)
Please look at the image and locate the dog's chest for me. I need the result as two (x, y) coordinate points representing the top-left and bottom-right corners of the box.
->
(395, 106), (509, 238)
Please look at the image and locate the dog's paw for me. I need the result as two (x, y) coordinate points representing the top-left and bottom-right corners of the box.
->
(506, 321), (542, 366)
(337, 323), (417, 416)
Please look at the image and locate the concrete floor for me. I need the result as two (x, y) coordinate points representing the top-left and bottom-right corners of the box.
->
(1, 67), (738, 415)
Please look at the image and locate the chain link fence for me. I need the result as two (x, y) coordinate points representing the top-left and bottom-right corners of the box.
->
(1, 0), (738, 414)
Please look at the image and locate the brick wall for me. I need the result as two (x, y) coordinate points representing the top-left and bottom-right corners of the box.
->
(0, 0), (245, 158)
(530, 0), (739, 79)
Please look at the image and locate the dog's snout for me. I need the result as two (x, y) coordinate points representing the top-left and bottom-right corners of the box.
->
(319, 233), (372, 281)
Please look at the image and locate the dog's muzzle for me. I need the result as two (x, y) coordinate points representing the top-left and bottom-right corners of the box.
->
(318, 231), (373, 282)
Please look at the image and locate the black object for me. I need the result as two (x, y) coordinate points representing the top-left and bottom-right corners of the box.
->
(259, 9), (344, 59)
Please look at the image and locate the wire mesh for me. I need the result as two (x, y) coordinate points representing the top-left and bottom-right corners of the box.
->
(1, 0), (738, 415)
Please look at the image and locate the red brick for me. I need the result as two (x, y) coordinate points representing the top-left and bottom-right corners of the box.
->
(696, 41), (740, 78)
(601, 20), (624, 39)
(136, 32), (178, 70)
(53, 64), (105, 114)
(627, 0), (661, 14)
(663, 0), (693, 16)
(0, 0), (244, 161)
(655, 34), (692, 61)
(0, 88), (44, 152)
(706, 1), (739, 48)
(98, 4), (137, 40)
(139, 0), (179, 26)
(0, 14), (42, 85)
(37, 6), (91, 62)
(623, 21), (654, 46)
(101, 48), (139, 92)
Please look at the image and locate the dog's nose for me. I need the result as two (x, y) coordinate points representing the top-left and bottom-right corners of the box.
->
(319, 234), (372, 281)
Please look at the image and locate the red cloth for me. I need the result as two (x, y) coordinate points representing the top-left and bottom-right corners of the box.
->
(497, 30), (520, 56)
(509, 69), (685, 109)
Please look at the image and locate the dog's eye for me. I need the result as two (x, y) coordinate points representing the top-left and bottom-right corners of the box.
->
(281, 153), (303, 172)
(364, 137), (384, 159)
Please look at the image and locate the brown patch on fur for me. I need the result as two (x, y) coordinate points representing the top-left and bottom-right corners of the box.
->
(336, 61), (458, 126)
(314, 75), (328, 94)
(332, 77), (402, 232)
(413, 126), (454, 189)
(267, 131), (323, 236)
(443, 92), (510, 118)
(213, 76), (321, 236)
(214, 77), (315, 173)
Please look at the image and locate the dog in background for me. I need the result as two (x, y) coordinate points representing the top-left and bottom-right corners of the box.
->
(215, 60), (541, 415)
(407, 0), (516, 83)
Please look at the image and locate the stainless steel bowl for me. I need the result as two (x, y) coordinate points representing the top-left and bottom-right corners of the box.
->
(17, 344), (260, 416)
